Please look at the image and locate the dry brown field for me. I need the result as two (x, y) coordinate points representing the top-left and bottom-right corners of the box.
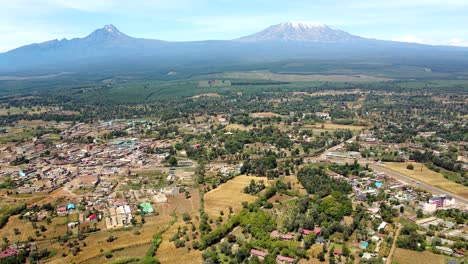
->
(204, 176), (269, 218)
(385, 162), (468, 199)
(392, 248), (446, 264)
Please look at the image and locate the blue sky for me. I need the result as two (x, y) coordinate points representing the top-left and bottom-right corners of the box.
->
(1, 0), (468, 52)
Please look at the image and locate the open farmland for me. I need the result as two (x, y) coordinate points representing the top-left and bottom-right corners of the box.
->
(204, 176), (270, 218)
(384, 162), (468, 199)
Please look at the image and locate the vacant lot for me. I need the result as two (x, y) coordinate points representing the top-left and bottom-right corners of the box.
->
(385, 162), (468, 199)
(393, 248), (446, 264)
(207, 71), (391, 82)
(204, 176), (269, 218)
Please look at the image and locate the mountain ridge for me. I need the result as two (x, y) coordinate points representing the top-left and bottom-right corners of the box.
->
(1, 23), (468, 76)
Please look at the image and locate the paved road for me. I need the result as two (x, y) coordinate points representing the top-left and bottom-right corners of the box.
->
(369, 164), (468, 206)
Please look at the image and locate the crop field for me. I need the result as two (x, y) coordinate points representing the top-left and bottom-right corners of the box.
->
(384, 162), (468, 199)
(204, 176), (270, 218)
(392, 248), (447, 264)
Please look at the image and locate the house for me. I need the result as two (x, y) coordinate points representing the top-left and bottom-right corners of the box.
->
(87, 214), (97, 221)
(361, 252), (374, 260)
(67, 222), (79, 228)
(423, 202), (437, 213)
(333, 249), (343, 255)
(436, 246), (453, 255)
(0, 248), (18, 259)
(313, 227), (321, 236)
(316, 237), (327, 244)
(428, 195), (456, 208)
(57, 206), (67, 215)
(378, 221), (387, 231)
(250, 249), (267, 260)
(276, 255), (295, 263)
(271, 230), (280, 238)
(140, 202), (154, 214)
(303, 227), (322, 236)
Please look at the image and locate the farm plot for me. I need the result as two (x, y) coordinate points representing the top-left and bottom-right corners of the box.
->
(204, 176), (269, 218)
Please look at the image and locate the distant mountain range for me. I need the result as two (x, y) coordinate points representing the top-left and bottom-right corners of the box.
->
(1, 22), (468, 76)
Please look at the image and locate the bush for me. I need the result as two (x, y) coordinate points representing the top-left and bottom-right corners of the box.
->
(406, 164), (414, 170)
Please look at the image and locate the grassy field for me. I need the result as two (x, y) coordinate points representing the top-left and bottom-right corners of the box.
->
(384, 162), (468, 199)
(392, 248), (447, 264)
(204, 176), (269, 218)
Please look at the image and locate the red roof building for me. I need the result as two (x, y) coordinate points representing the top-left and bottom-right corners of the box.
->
(250, 249), (267, 259)
(313, 227), (321, 236)
(333, 249), (343, 255)
(0, 248), (18, 259)
(276, 255), (295, 263)
(270, 230), (280, 238)
(88, 214), (97, 221)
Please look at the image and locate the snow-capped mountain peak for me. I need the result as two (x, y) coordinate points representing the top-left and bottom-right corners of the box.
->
(84, 24), (128, 41)
(237, 21), (361, 42)
(283, 21), (328, 29)
(104, 24), (119, 33)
